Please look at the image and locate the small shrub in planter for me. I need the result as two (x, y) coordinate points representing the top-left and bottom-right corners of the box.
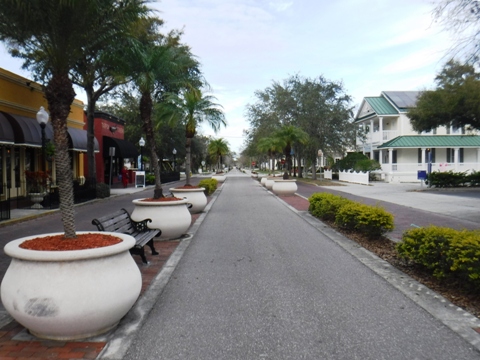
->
(199, 178), (218, 195)
(334, 202), (394, 238)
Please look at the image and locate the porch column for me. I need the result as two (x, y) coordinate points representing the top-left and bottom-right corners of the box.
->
(378, 149), (383, 166)
(370, 119), (374, 159)
(454, 147), (460, 171)
(379, 116), (384, 141)
(388, 148), (393, 173)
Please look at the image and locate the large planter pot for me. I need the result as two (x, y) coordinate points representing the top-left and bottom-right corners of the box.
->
(212, 174), (226, 183)
(260, 176), (268, 186)
(272, 179), (298, 196)
(0, 232), (140, 341)
(131, 198), (191, 240)
(265, 177), (276, 190)
(170, 187), (207, 214)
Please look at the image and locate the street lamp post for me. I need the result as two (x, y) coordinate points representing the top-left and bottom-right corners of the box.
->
(36, 106), (49, 171)
(139, 137), (145, 171)
(172, 148), (177, 171)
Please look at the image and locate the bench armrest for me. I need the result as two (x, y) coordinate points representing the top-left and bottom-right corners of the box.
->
(130, 218), (153, 232)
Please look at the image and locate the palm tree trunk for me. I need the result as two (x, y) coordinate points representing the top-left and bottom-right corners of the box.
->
(45, 74), (76, 238)
(185, 136), (192, 185)
(85, 87), (98, 186)
(140, 92), (163, 198)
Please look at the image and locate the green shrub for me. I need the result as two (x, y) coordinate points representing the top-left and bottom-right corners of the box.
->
(96, 182), (110, 198)
(467, 171), (480, 187)
(145, 173), (155, 185)
(398, 226), (480, 287)
(426, 170), (468, 188)
(199, 178), (218, 195)
(308, 193), (352, 221)
(447, 231), (480, 284)
(335, 202), (394, 238)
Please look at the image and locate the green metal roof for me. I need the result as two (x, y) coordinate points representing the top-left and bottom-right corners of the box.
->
(364, 97), (398, 116)
(378, 135), (480, 149)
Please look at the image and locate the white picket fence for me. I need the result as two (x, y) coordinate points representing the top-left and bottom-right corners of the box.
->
(339, 170), (369, 185)
(324, 169), (332, 180)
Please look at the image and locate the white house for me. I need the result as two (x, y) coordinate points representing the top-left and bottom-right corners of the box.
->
(355, 91), (480, 183)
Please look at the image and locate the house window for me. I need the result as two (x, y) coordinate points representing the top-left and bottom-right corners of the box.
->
(392, 150), (397, 164)
(426, 148), (436, 163)
(418, 148), (421, 164)
(447, 148), (464, 163)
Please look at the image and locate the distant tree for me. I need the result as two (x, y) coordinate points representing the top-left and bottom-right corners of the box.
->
(409, 60), (480, 132)
(274, 125), (309, 177)
(257, 136), (284, 175)
(432, 0), (480, 61)
(208, 138), (230, 171)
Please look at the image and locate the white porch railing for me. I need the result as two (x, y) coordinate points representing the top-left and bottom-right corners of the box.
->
(365, 130), (399, 144)
(339, 170), (369, 185)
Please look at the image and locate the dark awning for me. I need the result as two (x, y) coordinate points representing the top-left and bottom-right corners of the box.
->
(0, 112), (15, 145)
(103, 136), (139, 159)
(1, 111), (53, 146)
(67, 127), (99, 152)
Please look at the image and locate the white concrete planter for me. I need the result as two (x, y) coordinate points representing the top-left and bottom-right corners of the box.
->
(260, 176), (268, 186)
(169, 187), (207, 214)
(272, 179), (298, 196)
(212, 174), (226, 183)
(0, 232), (140, 341)
(131, 198), (191, 240)
(265, 177), (276, 190)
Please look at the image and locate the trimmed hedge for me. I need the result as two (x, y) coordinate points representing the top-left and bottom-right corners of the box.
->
(308, 192), (394, 238)
(335, 202), (394, 238)
(199, 178), (218, 196)
(426, 170), (480, 188)
(308, 193), (353, 221)
(397, 226), (480, 287)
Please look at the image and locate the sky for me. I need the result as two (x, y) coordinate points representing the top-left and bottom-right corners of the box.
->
(0, 0), (458, 155)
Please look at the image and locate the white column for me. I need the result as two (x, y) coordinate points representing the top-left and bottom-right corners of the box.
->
(421, 148), (426, 166)
(379, 149), (383, 165)
(379, 116), (384, 140)
(370, 119), (374, 159)
(454, 147), (460, 171)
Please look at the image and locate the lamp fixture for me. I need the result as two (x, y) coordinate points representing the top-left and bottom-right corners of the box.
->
(109, 126), (117, 134)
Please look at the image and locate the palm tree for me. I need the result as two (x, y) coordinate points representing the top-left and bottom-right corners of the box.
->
(127, 20), (200, 198)
(166, 88), (226, 185)
(208, 138), (230, 172)
(0, 0), (146, 238)
(274, 125), (309, 177)
(257, 136), (284, 175)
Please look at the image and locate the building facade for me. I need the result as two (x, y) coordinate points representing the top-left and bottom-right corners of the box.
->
(0, 67), (95, 204)
(355, 91), (480, 182)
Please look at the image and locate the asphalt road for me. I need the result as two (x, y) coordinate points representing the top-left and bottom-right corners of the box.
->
(123, 174), (480, 360)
